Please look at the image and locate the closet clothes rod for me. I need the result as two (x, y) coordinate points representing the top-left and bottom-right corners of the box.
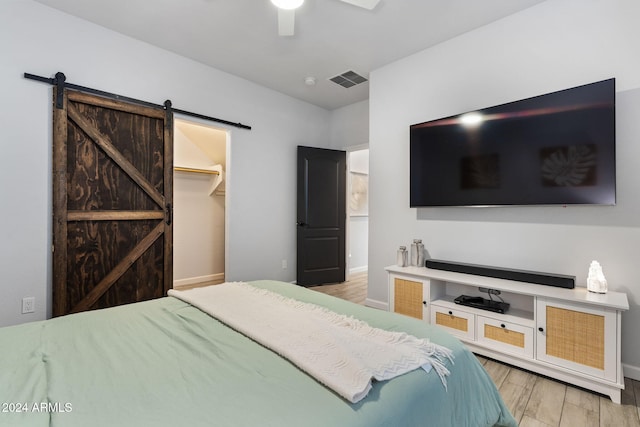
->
(24, 72), (251, 130)
(174, 167), (220, 175)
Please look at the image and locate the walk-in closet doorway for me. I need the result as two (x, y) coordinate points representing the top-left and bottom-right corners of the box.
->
(173, 118), (228, 288)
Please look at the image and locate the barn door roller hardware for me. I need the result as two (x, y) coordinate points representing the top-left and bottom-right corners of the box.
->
(23, 71), (251, 130)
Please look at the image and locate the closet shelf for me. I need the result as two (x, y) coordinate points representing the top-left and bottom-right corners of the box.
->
(174, 166), (220, 175)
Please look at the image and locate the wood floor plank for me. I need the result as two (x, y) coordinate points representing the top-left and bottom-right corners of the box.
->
(559, 402), (598, 427)
(475, 354), (489, 365)
(483, 359), (511, 388)
(501, 368), (537, 423)
(499, 380), (532, 424)
(599, 398), (640, 427)
(519, 415), (555, 427)
(524, 377), (566, 427)
(308, 272), (367, 305)
(599, 378), (640, 427)
(565, 386), (600, 413)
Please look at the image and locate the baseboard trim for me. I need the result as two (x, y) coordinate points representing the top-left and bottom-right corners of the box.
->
(623, 363), (640, 381)
(174, 273), (225, 287)
(365, 298), (388, 311)
(349, 266), (368, 275)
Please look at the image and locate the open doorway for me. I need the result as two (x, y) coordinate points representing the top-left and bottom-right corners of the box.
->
(309, 147), (368, 303)
(347, 148), (368, 279)
(172, 118), (228, 289)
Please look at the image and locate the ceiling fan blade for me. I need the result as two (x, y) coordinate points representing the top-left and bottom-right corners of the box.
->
(277, 9), (296, 36)
(339, 0), (381, 10)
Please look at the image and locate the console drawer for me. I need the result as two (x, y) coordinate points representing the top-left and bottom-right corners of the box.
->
(477, 315), (533, 358)
(431, 304), (475, 340)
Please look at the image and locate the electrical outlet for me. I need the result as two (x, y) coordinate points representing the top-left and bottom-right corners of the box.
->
(282, 259), (287, 269)
(22, 297), (35, 314)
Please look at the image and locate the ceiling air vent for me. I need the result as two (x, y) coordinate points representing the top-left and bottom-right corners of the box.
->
(329, 70), (368, 88)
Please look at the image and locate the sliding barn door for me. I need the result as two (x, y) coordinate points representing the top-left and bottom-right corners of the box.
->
(52, 89), (173, 316)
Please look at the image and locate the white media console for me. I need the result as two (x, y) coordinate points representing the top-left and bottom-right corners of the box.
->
(385, 265), (629, 403)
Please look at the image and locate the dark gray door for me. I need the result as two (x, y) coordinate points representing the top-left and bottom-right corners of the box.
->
(296, 146), (346, 286)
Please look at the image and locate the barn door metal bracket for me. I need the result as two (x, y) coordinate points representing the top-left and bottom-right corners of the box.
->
(54, 72), (66, 109)
(23, 72), (67, 109)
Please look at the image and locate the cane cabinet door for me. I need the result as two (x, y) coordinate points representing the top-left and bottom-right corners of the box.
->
(391, 277), (428, 320)
(536, 298), (617, 381)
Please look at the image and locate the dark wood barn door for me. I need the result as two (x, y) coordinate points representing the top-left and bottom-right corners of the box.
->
(296, 146), (346, 286)
(52, 89), (173, 316)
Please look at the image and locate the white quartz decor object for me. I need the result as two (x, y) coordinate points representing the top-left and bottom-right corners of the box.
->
(587, 260), (608, 294)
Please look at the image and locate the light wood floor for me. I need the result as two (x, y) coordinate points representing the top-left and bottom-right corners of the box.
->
(308, 271), (368, 305)
(309, 273), (640, 427)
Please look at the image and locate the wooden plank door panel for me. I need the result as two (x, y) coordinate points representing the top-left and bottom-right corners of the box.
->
(53, 89), (173, 316)
(66, 99), (165, 211)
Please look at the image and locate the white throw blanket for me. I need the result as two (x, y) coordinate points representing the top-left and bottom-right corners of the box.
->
(168, 282), (453, 403)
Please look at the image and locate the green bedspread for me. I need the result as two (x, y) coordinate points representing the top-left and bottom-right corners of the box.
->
(0, 280), (516, 427)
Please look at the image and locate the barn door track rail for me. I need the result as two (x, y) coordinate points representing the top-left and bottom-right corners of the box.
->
(24, 71), (251, 130)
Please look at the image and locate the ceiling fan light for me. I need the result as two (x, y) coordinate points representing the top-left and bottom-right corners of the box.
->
(271, 0), (304, 10)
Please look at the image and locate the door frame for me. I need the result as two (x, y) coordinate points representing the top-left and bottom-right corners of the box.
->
(296, 146), (347, 286)
(345, 144), (369, 281)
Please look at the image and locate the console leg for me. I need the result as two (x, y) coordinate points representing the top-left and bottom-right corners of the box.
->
(609, 390), (621, 404)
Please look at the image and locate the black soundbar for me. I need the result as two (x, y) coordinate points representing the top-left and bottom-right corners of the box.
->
(425, 259), (575, 289)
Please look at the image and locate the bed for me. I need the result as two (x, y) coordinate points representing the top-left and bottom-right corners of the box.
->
(0, 280), (516, 427)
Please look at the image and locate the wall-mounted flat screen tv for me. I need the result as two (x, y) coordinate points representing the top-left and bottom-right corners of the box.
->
(409, 78), (616, 207)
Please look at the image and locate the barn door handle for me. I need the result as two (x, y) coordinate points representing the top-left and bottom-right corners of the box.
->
(165, 203), (173, 225)
(297, 221), (307, 227)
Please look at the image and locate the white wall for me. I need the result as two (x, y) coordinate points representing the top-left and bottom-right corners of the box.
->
(369, 0), (640, 374)
(0, 0), (331, 327)
(173, 173), (225, 284)
(329, 100), (369, 150)
(330, 101), (370, 275)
